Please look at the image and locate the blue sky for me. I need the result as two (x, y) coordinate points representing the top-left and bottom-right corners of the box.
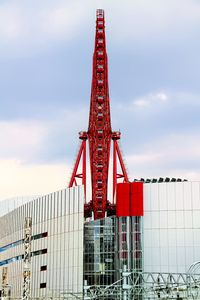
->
(0, 0), (200, 200)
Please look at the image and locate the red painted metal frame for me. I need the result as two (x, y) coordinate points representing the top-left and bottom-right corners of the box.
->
(113, 139), (129, 202)
(68, 137), (87, 201)
(68, 10), (129, 219)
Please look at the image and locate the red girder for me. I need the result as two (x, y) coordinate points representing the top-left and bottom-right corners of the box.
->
(68, 132), (87, 200)
(68, 9), (129, 219)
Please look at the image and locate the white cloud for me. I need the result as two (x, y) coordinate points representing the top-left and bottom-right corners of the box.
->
(1, 110), (200, 201)
(0, 107), (89, 199)
(114, 91), (200, 122)
(126, 133), (200, 180)
(0, 4), (22, 40)
(0, 0), (90, 56)
(0, 159), (68, 201)
(0, 120), (48, 162)
(134, 99), (149, 108)
(0, 107), (87, 163)
(1, 131), (200, 201)
(0, 0), (200, 56)
(103, 0), (200, 45)
(132, 92), (168, 108)
(157, 93), (168, 102)
(40, 1), (88, 40)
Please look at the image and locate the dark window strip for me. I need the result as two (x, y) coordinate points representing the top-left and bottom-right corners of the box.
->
(0, 232), (48, 253)
(0, 248), (47, 266)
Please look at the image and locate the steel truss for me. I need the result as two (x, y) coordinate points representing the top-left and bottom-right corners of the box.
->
(68, 9), (129, 220)
(83, 271), (200, 300)
(1, 267), (10, 300)
(22, 217), (32, 300)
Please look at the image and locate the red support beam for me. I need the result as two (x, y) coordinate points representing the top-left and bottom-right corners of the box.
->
(112, 138), (129, 203)
(68, 133), (87, 202)
(116, 141), (129, 183)
(113, 140), (117, 202)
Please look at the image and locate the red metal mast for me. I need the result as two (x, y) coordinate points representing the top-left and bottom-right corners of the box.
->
(69, 9), (129, 219)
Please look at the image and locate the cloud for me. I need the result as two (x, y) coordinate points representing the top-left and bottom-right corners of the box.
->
(133, 92), (168, 108)
(36, 107), (88, 163)
(113, 91), (200, 131)
(0, 159), (68, 201)
(126, 133), (200, 180)
(1, 132), (200, 201)
(0, 0), (200, 57)
(0, 0), (90, 57)
(0, 107), (88, 164)
(40, 1), (88, 40)
(113, 91), (170, 124)
(0, 3), (22, 41)
(104, 0), (200, 46)
(0, 120), (48, 162)
(0, 0), (199, 201)
(0, 108), (87, 201)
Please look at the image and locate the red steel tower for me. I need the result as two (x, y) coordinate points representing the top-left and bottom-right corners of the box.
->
(69, 9), (129, 219)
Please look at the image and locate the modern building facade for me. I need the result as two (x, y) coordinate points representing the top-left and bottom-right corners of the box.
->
(0, 186), (84, 299)
(143, 181), (200, 274)
(1, 181), (200, 299)
(84, 216), (143, 287)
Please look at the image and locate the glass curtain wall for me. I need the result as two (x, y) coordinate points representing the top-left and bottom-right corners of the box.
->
(115, 216), (143, 275)
(84, 216), (143, 295)
(84, 217), (115, 287)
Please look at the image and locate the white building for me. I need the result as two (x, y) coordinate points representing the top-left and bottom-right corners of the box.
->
(143, 181), (200, 274)
(1, 181), (200, 299)
(0, 186), (84, 299)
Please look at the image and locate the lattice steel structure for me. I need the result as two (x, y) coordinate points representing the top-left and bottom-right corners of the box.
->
(83, 271), (200, 300)
(22, 217), (32, 300)
(1, 267), (10, 300)
(69, 9), (128, 220)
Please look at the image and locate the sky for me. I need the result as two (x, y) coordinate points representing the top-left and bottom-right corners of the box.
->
(0, 0), (200, 201)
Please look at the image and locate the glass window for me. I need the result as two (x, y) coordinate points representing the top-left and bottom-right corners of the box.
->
(40, 283), (46, 289)
(40, 265), (47, 271)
